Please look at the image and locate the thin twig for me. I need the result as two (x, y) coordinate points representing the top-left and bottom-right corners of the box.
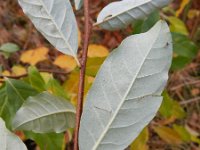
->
(74, 0), (91, 149)
(170, 80), (200, 91)
(180, 97), (200, 105)
(0, 68), (71, 79)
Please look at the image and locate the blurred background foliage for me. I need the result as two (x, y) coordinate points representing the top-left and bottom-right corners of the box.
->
(0, 0), (200, 150)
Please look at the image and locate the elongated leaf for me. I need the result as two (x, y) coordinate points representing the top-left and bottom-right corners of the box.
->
(74, 0), (83, 10)
(0, 118), (27, 150)
(12, 92), (76, 133)
(18, 0), (79, 63)
(0, 79), (37, 128)
(79, 20), (172, 150)
(96, 0), (170, 30)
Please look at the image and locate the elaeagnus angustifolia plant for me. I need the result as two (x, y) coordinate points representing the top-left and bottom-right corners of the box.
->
(1, 0), (172, 149)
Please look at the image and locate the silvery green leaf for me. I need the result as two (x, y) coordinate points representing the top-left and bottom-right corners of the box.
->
(18, 0), (79, 64)
(96, 0), (171, 30)
(74, 0), (83, 10)
(12, 92), (76, 133)
(79, 20), (172, 150)
(0, 118), (27, 150)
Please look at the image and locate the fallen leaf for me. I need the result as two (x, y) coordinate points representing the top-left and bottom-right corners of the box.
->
(63, 71), (92, 105)
(130, 128), (149, 150)
(20, 47), (49, 65)
(88, 44), (109, 58)
(12, 65), (27, 76)
(154, 126), (182, 145)
(54, 55), (77, 71)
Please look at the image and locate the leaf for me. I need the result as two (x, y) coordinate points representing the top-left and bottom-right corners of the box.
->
(54, 55), (77, 71)
(47, 77), (69, 100)
(18, 0), (79, 63)
(63, 71), (91, 105)
(12, 65), (27, 76)
(79, 20), (172, 150)
(159, 92), (185, 119)
(20, 47), (49, 65)
(171, 56), (190, 70)
(172, 33), (198, 58)
(28, 66), (46, 92)
(95, 0), (170, 30)
(88, 44), (109, 58)
(171, 32), (198, 70)
(12, 92), (76, 133)
(74, 0), (83, 10)
(0, 79), (38, 128)
(86, 57), (106, 77)
(25, 132), (65, 150)
(176, 0), (190, 17)
(0, 43), (20, 53)
(130, 127), (149, 150)
(173, 125), (191, 142)
(132, 10), (160, 34)
(154, 126), (182, 145)
(0, 118), (27, 150)
(168, 17), (189, 35)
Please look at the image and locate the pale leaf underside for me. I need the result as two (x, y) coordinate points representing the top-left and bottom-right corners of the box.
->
(18, 0), (79, 62)
(0, 118), (27, 150)
(79, 20), (172, 150)
(12, 92), (76, 133)
(96, 0), (171, 30)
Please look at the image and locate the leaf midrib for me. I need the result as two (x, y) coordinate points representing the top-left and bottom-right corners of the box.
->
(92, 25), (161, 150)
(6, 79), (24, 102)
(14, 109), (75, 129)
(39, 0), (77, 58)
(95, 0), (152, 26)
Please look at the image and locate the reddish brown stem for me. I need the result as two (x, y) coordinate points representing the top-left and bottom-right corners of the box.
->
(74, 0), (91, 150)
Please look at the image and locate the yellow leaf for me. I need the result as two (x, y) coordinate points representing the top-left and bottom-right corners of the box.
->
(63, 71), (92, 105)
(54, 55), (77, 71)
(176, 0), (190, 17)
(1, 70), (11, 76)
(168, 17), (189, 35)
(12, 65), (27, 76)
(154, 126), (182, 145)
(20, 47), (49, 65)
(0, 71), (11, 85)
(130, 128), (149, 150)
(40, 72), (53, 84)
(88, 44), (109, 58)
(188, 9), (200, 19)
